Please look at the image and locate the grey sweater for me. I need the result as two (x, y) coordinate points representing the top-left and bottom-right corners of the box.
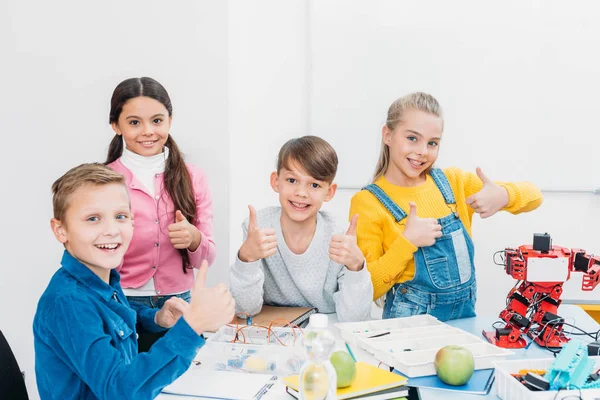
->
(230, 206), (373, 322)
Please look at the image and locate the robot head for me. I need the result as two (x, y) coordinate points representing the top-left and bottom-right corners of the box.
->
(533, 233), (552, 253)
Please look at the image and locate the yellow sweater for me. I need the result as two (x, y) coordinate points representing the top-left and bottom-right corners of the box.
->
(349, 167), (543, 300)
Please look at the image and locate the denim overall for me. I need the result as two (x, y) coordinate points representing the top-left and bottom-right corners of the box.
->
(364, 169), (477, 322)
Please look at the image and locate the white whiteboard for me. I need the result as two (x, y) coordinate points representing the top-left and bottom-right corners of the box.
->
(309, 0), (600, 190)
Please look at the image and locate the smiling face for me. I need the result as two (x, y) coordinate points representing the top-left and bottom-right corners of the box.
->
(270, 161), (337, 226)
(111, 96), (171, 157)
(383, 109), (443, 186)
(51, 182), (133, 282)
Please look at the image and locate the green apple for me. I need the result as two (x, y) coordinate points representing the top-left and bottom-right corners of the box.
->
(330, 350), (357, 388)
(434, 345), (475, 386)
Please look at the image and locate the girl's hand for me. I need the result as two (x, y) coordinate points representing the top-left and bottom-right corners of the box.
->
(466, 167), (509, 219)
(183, 260), (236, 334)
(168, 210), (202, 251)
(238, 205), (278, 262)
(155, 297), (189, 328)
(402, 203), (442, 247)
(329, 214), (365, 271)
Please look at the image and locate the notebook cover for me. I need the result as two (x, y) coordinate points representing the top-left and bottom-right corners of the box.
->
(286, 385), (412, 400)
(283, 362), (408, 399)
(232, 305), (318, 327)
(394, 368), (495, 395)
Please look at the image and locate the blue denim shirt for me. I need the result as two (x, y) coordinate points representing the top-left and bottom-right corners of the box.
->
(33, 251), (205, 400)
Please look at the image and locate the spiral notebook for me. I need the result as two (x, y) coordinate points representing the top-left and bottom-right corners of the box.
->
(282, 362), (408, 399)
(286, 385), (418, 400)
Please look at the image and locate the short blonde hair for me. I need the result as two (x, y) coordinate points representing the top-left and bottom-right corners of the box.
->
(372, 92), (443, 182)
(52, 163), (126, 221)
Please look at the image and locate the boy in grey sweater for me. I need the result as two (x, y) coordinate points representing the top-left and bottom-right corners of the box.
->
(230, 136), (373, 322)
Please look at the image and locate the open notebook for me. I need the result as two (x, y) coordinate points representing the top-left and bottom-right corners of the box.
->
(233, 305), (317, 328)
(283, 362), (408, 399)
(162, 369), (277, 399)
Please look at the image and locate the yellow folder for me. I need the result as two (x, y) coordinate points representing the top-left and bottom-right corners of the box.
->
(282, 361), (408, 399)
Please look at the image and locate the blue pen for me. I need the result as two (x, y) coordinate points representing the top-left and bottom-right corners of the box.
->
(345, 342), (357, 362)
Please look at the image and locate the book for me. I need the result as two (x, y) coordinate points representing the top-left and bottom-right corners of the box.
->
(282, 361), (408, 399)
(394, 368), (495, 395)
(286, 384), (411, 400)
(232, 305), (318, 328)
(161, 369), (277, 399)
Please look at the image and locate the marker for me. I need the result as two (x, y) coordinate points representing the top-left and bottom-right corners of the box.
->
(367, 331), (391, 339)
(345, 342), (357, 362)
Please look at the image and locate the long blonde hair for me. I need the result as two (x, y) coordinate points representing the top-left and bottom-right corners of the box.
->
(372, 92), (443, 183)
(372, 93), (443, 307)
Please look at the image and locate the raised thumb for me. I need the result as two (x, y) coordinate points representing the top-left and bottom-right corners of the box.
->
(346, 214), (359, 236)
(476, 167), (492, 185)
(175, 210), (186, 223)
(193, 260), (209, 293)
(408, 202), (418, 217)
(248, 205), (258, 229)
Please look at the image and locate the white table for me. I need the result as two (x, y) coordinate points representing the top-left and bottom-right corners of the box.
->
(157, 305), (599, 399)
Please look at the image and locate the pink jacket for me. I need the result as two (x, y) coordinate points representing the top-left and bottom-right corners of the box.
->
(108, 159), (216, 294)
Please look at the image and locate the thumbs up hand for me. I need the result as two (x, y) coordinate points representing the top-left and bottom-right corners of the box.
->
(168, 210), (202, 251)
(183, 260), (235, 334)
(155, 296), (189, 328)
(329, 214), (365, 271)
(238, 205), (278, 263)
(402, 203), (443, 247)
(465, 167), (509, 219)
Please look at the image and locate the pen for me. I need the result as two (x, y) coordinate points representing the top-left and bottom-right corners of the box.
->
(366, 331), (390, 339)
(345, 342), (357, 362)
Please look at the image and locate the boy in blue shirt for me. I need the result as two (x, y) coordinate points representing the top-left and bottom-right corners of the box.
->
(33, 163), (235, 400)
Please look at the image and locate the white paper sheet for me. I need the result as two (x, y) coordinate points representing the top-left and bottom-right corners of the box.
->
(162, 369), (277, 399)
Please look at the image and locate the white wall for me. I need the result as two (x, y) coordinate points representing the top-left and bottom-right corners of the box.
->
(228, 0), (309, 260)
(0, 1), (228, 398)
(309, 0), (600, 191)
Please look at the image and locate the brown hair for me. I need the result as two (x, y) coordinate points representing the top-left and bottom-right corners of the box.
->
(372, 92), (443, 182)
(52, 163), (126, 222)
(105, 77), (196, 273)
(276, 136), (338, 183)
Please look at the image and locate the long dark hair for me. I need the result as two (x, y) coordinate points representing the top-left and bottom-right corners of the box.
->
(106, 77), (196, 273)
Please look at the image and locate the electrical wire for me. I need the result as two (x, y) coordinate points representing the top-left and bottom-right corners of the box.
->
(493, 250), (506, 266)
(553, 385), (582, 400)
(225, 318), (304, 346)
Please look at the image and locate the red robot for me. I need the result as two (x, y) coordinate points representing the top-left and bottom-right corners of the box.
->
(483, 233), (600, 349)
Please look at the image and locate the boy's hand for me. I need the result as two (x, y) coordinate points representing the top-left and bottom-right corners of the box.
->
(402, 203), (442, 247)
(329, 214), (364, 271)
(168, 210), (202, 251)
(155, 297), (189, 328)
(183, 260), (236, 335)
(238, 205), (277, 262)
(466, 167), (509, 219)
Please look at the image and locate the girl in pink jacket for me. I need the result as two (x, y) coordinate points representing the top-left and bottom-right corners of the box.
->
(105, 77), (216, 350)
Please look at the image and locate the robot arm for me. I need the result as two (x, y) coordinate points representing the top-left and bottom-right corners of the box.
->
(574, 251), (600, 291)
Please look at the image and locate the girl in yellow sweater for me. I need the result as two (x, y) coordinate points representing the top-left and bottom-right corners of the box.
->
(350, 93), (543, 321)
